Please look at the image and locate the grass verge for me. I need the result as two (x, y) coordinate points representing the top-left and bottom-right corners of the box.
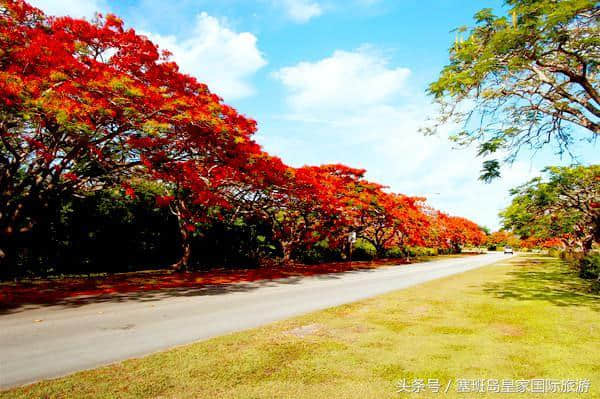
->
(2, 255), (599, 398)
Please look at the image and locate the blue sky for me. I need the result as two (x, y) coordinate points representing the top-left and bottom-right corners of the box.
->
(31, 0), (599, 230)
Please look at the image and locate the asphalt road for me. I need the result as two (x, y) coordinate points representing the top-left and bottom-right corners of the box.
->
(0, 252), (509, 388)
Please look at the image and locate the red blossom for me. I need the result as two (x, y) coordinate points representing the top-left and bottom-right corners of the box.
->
(155, 195), (174, 208)
(184, 224), (196, 232)
(62, 172), (78, 182)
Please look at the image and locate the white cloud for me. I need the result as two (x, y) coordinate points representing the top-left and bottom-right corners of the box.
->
(265, 46), (537, 229)
(144, 13), (267, 100)
(29, 0), (108, 19)
(30, 4), (266, 100)
(273, 0), (382, 22)
(273, 47), (410, 111)
(277, 0), (323, 23)
(261, 102), (538, 229)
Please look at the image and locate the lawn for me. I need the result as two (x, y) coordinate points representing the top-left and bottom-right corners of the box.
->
(3, 255), (599, 398)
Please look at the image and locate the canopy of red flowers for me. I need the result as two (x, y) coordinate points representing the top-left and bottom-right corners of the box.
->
(0, 0), (487, 270)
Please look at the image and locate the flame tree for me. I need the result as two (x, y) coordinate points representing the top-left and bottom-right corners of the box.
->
(1, 0), (489, 272)
(0, 1), (258, 266)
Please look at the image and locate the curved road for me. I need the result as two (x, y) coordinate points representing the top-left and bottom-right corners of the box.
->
(0, 252), (509, 388)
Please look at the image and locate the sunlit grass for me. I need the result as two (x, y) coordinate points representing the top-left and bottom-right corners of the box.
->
(3, 255), (599, 398)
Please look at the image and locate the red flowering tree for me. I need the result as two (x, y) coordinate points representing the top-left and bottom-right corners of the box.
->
(0, 1), (257, 266)
(427, 212), (486, 252)
(241, 164), (344, 263)
(350, 189), (430, 258)
(223, 163), (372, 263)
(168, 147), (297, 269)
(539, 237), (567, 249)
(0, 0), (494, 272)
(296, 164), (372, 252)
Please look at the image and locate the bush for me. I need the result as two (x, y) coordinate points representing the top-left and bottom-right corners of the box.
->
(437, 247), (454, 255)
(559, 250), (583, 267)
(547, 248), (561, 258)
(352, 239), (376, 261)
(299, 240), (343, 264)
(420, 247), (438, 257)
(385, 246), (406, 259)
(5, 185), (179, 278)
(579, 253), (600, 280)
(404, 247), (438, 258)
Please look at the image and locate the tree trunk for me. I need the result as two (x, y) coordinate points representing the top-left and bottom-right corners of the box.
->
(0, 227), (19, 279)
(582, 237), (593, 256)
(0, 245), (7, 277)
(348, 241), (353, 262)
(173, 224), (191, 272)
(281, 241), (293, 264)
(374, 244), (385, 259)
(452, 243), (462, 254)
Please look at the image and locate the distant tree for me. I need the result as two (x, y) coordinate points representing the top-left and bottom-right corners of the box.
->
(429, 212), (487, 252)
(486, 230), (522, 249)
(427, 0), (599, 181)
(478, 225), (491, 236)
(354, 192), (430, 258)
(500, 165), (599, 254)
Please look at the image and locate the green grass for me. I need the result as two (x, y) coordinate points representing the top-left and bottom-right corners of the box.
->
(3, 255), (600, 398)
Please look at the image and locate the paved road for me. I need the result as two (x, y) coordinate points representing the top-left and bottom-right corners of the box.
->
(0, 252), (509, 388)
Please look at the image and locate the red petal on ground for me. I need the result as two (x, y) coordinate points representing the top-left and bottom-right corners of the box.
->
(0, 259), (418, 309)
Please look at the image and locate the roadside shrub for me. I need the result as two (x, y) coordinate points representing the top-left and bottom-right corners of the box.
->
(6, 185), (179, 278)
(299, 240), (342, 264)
(559, 250), (583, 268)
(419, 247), (438, 257)
(547, 248), (561, 258)
(385, 246), (405, 259)
(402, 247), (438, 258)
(437, 247), (454, 255)
(579, 254), (600, 280)
(352, 239), (376, 261)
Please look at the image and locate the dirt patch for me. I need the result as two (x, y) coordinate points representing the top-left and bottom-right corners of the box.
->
(287, 323), (322, 338)
(432, 326), (475, 335)
(494, 323), (525, 337)
(407, 305), (430, 316)
(346, 324), (370, 334)
(326, 324), (371, 341)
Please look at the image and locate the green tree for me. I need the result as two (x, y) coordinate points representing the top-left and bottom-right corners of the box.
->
(427, 0), (599, 181)
(500, 165), (599, 254)
(478, 225), (491, 235)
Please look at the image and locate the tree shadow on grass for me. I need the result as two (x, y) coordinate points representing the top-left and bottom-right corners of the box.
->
(482, 256), (600, 312)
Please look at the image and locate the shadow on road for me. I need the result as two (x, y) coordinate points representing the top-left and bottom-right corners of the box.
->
(0, 266), (387, 315)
